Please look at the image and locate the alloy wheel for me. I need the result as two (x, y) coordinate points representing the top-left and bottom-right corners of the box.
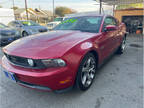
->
(81, 57), (96, 87)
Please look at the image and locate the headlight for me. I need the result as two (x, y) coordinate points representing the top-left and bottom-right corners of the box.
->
(27, 59), (34, 67)
(41, 59), (66, 68)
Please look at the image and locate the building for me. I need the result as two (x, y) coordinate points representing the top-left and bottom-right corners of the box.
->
(14, 8), (53, 24)
(0, 8), (15, 25)
(114, 8), (143, 33)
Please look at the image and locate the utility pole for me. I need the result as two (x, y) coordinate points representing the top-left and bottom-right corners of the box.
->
(113, 5), (115, 16)
(12, 0), (15, 9)
(99, 0), (102, 14)
(25, 0), (28, 20)
(12, 0), (16, 19)
(53, 0), (55, 20)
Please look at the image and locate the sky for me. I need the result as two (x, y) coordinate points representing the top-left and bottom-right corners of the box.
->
(0, 0), (113, 13)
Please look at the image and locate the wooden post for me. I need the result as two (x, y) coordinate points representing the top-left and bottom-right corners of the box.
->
(99, 0), (102, 14)
(53, 0), (55, 20)
(25, 0), (28, 20)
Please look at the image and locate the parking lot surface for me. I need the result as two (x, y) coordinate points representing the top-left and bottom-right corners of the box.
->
(0, 35), (143, 108)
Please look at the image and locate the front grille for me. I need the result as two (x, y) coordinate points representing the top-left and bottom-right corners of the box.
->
(39, 29), (48, 32)
(5, 54), (46, 69)
(5, 54), (29, 67)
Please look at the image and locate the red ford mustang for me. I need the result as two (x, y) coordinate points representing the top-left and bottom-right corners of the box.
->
(1, 14), (126, 92)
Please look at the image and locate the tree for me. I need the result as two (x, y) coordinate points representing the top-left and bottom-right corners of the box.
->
(11, 6), (19, 10)
(55, 6), (76, 17)
(0, 5), (2, 8)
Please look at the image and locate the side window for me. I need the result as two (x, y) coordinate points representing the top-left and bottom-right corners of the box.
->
(8, 22), (14, 27)
(13, 22), (20, 27)
(102, 17), (118, 32)
(111, 17), (118, 26)
(102, 17), (113, 31)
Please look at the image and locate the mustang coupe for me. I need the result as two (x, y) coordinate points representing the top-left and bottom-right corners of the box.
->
(2, 14), (126, 92)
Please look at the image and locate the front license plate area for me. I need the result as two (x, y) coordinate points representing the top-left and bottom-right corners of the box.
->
(3, 71), (17, 82)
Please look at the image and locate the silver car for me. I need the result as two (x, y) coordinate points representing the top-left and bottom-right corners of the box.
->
(8, 20), (48, 37)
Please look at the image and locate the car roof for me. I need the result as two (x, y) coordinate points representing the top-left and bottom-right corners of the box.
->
(65, 13), (110, 18)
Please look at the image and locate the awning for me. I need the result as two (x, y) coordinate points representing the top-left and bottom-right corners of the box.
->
(101, 0), (143, 5)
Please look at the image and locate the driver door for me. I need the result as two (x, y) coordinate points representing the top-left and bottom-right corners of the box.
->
(99, 17), (118, 60)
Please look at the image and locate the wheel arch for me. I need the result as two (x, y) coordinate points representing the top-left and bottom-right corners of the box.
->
(88, 50), (99, 68)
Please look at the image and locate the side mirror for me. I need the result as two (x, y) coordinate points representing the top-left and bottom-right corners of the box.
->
(104, 25), (117, 32)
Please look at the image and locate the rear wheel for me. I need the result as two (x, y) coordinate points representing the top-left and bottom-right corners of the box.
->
(116, 37), (126, 54)
(76, 53), (97, 91)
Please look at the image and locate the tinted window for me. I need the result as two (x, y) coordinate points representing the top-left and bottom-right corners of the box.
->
(9, 21), (20, 27)
(54, 16), (102, 33)
(102, 17), (118, 31)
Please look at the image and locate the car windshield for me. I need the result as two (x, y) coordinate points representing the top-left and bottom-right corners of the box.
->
(0, 23), (7, 28)
(54, 16), (102, 33)
(54, 18), (63, 22)
(20, 21), (40, 26)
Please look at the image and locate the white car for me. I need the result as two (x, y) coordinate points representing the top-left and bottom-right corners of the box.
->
(47, 17), (64, 30)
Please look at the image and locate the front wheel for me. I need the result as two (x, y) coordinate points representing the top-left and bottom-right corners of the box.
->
(22, 31), (29, 37)
(76, 53), (97, 91)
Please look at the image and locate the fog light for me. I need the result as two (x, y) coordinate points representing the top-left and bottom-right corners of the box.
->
(27, 59), (34, 67)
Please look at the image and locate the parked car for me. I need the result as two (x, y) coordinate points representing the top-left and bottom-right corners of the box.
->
(2, 14), (126, 92)
(47, 17), (64, 30)
(0, 23), (20, 46)
(8, 20), (48, 37)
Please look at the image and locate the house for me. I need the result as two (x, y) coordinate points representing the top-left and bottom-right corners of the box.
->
(114, 8), (143, 33)
(14, 8), (53, 24)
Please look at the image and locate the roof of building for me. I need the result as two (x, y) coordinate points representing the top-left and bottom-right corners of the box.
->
(14, 8), (52, 18)
(14, 8), (25, 14)
(101, 0), (143, 5)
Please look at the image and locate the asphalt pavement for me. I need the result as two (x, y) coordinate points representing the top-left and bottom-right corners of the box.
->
(0, 34), (143, 108)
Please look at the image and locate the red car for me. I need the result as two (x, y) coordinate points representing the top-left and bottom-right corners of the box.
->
(2, 14), (126, 92)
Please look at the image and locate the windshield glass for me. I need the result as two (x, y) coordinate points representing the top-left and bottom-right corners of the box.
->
(54, 16), (102, 33)
(54, 18), (63, 22)
(21, 21), (40, 26)
(0, 23), (7, 28)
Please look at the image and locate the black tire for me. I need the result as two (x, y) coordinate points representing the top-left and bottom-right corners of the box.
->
(22, 31), (29, 37)
(76, 53), (97, 91)
(116, 36), (126, 54)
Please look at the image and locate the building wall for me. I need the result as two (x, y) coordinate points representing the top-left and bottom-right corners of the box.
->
(0, 8), (15, 25)
(114, 8), (144, 22)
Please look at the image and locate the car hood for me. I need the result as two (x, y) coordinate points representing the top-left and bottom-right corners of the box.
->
(23, 25), (47, 30)
(0, 27), (16, 32)
(3, 30), (97, 59)
(0, 28), (17, 37)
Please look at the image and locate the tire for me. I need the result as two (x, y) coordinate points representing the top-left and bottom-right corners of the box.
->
(116, 36), (126, 54)
(76, 53), (97, 91)
(22, 31), (29, 37)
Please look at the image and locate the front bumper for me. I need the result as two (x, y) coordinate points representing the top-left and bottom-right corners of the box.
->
(2, 56), (74, 91)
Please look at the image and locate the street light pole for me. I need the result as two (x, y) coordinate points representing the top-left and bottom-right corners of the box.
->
(25, 0), (28, 20)
(99, 0), (102, 14)
(12, 0), (15, 9)
(12, 0), (16, 19)
(53, 0), (55, 20)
